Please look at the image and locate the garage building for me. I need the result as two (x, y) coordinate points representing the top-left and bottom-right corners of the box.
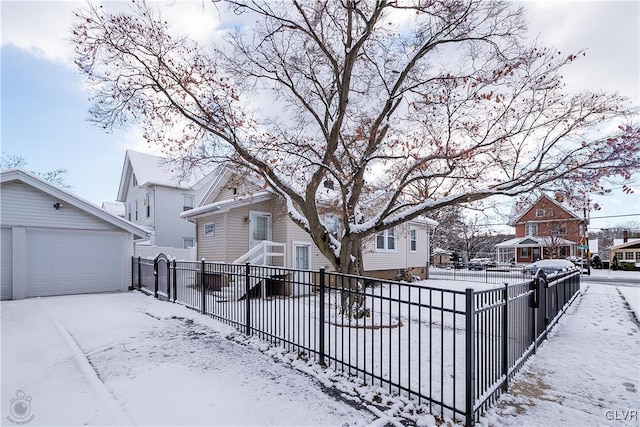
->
(1, 169), (148, 300)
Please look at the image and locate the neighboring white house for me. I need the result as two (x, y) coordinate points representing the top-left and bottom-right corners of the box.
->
(116, 150), (217, 250)
(0, 169), (148, 300)
(181, 169), (436, 280)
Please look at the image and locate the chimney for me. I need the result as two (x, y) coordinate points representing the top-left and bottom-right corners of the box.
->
(623, 230), (628, 243)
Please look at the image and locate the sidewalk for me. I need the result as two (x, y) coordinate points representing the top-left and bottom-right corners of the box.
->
(483, 283), (640, 426)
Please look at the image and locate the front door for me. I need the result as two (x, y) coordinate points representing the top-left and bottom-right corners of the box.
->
(249, 211), (271, 249)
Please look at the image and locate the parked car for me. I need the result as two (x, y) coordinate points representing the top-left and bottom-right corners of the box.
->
(522, 259), (577, 276)
(565, 255), (586, 266)
(468, 258), (497, 270)
(453, 260), (467, 269)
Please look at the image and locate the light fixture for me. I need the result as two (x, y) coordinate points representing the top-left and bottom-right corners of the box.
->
(53, 202), (63, 210)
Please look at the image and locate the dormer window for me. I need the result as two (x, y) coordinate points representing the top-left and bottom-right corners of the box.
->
(535, 209), (544, 217)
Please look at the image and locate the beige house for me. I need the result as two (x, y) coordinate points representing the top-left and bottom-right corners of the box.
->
(181, 169), (435, 280)
(609, 239), (640, 270)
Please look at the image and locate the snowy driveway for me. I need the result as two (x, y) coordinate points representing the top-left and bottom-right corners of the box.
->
(1, 292), (376, 426)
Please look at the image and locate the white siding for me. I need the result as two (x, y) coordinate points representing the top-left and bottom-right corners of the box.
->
(363, 223), (429, 271)
(153, 186), (196, 248)
(1, 228), (12, 300)
(1, 182), (120, 231)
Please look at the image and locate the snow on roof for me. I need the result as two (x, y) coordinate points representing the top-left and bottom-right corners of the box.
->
(101, 201), (125, 217)
(127, 150), (215, 189)
(181, 191), (273, 219)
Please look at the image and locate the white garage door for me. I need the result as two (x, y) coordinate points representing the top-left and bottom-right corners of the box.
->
(1, 228), (12, 300)
(27, 229), (124, 297)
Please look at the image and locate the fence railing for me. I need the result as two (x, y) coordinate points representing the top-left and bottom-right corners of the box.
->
(132, 256), (580, 426)
(428, 265), (532, 285)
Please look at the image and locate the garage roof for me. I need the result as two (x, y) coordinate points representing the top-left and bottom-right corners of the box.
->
(1, 169), (149, 239)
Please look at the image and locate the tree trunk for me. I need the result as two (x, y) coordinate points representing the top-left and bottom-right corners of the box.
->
(336, 234), (368, 318)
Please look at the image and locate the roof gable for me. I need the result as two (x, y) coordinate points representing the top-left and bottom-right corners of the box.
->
(1, 169), (148, 238)
(117, 150), (216, 201)
(509, 194), (580, 225)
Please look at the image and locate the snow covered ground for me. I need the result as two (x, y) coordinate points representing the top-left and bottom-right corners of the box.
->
(483, 281), (640, 427)
(2, 270), (638, 427)
(1, 293), (377, 426)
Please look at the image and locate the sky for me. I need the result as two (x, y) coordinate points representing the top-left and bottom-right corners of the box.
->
(1, 0), (639, 231)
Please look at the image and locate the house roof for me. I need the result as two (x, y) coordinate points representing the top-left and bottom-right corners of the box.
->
(116, 150), (216, 201)
(610, 239), (640, 251)
(181, 191), (273, 219)
(508, 193), (581, 226)
(101, 201), (125, 217)
(495, 235), (577, 248)
(1, 169), (148, 238)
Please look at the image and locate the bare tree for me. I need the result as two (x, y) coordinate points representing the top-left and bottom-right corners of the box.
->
(72, 0), (639, 276)
(1, 153), (73, 190)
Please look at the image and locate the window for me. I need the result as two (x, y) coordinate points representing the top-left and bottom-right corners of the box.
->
(293, 243), (311, 270)
(520, 247), (529, 257)
(376, 228), (397, 251)
(132, 173), (138, 187)
(635, 252), (640, 261)
(253, 215), (269, 241)
(204, 222), (215, 237)
(409, 228), (418, 252)
(536, 209), (544, 217)
(183, 194), (195, 211)
(625, 251), (634, 260)
(323, 213), (340, 236)
(525, 223), (538, 236)
(135, 200), (138, 221)
(183, 238), (195, 249)
(127, 203), (131, 221)
(548, 209), (554, 217)
(145, 193), (151, 218)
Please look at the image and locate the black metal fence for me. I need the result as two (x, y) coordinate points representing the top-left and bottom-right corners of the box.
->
(132, 256), (580, 426)
(428, 265), (532, 285)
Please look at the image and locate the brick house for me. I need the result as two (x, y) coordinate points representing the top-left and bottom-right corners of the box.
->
(496, 194), (585, 264)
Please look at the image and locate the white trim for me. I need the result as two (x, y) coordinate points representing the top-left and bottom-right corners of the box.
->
(0, 169), (148, 238)
(375, 227), (398, 252)
(409, 227), (418, 253)
(292, 241), (312, 270)
(249, 211), (272, 249)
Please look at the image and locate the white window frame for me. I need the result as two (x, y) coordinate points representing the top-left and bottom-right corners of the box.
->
(525, 223), (538, 236)
(204, 222), (215, 237)
(145, 193), (151, 218)
(535, 208), (544, 217)
(183, 238), (195, 249)
(183, 194), (195, 211)
(376, 227), (397, 252)
(409, 227), (418, 253)
(292, 241), (312, 270)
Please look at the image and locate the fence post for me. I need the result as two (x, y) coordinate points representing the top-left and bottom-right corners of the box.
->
(465, 288), (475, 427)
(319, 268), (326, 367)
(245, 262), (251, 335)
(502, 282), (509, 391)
(137, 256), (141, 291)
(153, 257), (159, 298)
(201, 259), (206, 314)
(166, 259), (171, 301)
(172, 260), (177, 303)
(130, 257), (135, 291)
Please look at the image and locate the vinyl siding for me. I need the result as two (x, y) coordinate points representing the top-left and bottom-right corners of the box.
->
(196, 212), (228, 261)
(363, 223), (430, 271)
(209, 181), (265, 204)
(0, 182), (120, 231)
(286, 220), (333, 270)
(153, 186), (196, 248)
